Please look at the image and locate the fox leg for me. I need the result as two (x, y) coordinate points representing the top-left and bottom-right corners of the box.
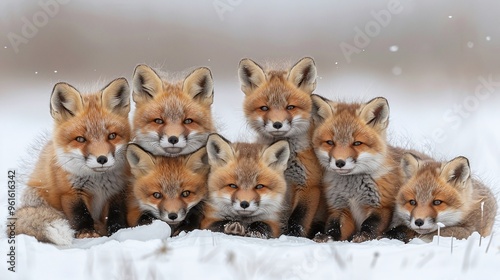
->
(246, 220), (280, 239)
(105, 193), (127, 236)
(62, 194), (99, 238)
(352, 207), (392, 243)
(313, 208), (355, 242)
(383, 225), (417, 243)
(287, 186), (321, 237)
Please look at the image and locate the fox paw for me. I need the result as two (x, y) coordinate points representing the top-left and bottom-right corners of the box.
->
(224, 222), (246, 236)
(246, 230), (268, 239)
(313, 233), (333, 243)
(351, 232), (374, 243)
(287, 224), (306, 237)
(75, 229), (100, 239)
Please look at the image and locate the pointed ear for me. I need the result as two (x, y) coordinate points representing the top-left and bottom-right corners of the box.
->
(182, 67), (214, 106)
(440, 156), (471, 189)
(206, 134), (234, 167)
(401, 153), (421, 179)
(186, 147), (209, 174)
(132, 64), (163, 105)
(101, 78), (130, 118)
(311, 94), (334, 124)
(238, 58), (266, 95)
(50, 82), (84, 122)
(287, 57), (317, 94)
(359, 97), (389, 131)
(126, 144), (156, 178)
(262, 140), (290, 173)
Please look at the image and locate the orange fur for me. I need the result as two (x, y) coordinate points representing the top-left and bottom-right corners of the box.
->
(239, 57), (325, 237)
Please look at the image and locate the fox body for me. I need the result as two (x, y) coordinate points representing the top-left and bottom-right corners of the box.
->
(15, 79), (131, 245)
(311, 95), (407, 242)
(386, 154), (498, 242)
(126, 144), (209, 236)
(201, 134), (290, 239)
(238, 57), (324, 237)
(132, 64), (215, 157)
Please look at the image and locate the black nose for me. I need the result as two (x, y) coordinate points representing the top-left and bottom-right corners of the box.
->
(168, 213), (178, 220)
(96, 155), (108, 165)
(240, 201), (250, 209)
(168, 136), (179, 144)
(335, 159), (346, 168)
(414, 219), (424, 227)
(272, 122), (283, 129)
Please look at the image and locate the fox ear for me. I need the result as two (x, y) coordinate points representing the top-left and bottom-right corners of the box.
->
(401, 153), (421, 179)
(132, 64), (163, 105)
(50, 82), (84, 122)
(440, 156), (471, 189)
(238, 58), (266, 95)
(101, 78), (130, 118)
(183, 67), (214, 106)
(126, 144), (156, 178)
(206, 134), (234, 167)
(359, 97), (389, 131)
(262, 140), (290, 172)
(311, 94), (334, 124)
(288, 57), (317, 94)
(186, 147), (209, 174)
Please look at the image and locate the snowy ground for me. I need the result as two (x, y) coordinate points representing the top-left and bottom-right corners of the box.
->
(1, 0), (500, 279)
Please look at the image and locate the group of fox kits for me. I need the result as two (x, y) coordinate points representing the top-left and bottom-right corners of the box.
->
(12, 57), (497, 246)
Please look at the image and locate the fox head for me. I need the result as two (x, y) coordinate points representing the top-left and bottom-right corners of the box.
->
(132, 64), (215, 157)
(126, 144), (209, 225)
(396, 154), (473, 234)
(311, 95), (389, 176)
(50, 78), (131, 175)
(205, 134), (289, 220)
(239, 57), (317, 139)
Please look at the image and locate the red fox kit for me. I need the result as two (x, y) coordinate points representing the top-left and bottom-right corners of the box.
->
(311, 95), (406, 242)
(131, 64), (215, 157)
(238, 57), (324, 237)
(201, 134), (290, 239)
(126, 144), (209, 236)
(14, 78), (131, 245)
(385, 154), (498, 242)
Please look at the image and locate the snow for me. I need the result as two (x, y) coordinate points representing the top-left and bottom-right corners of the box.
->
(1, 0), (500, 279)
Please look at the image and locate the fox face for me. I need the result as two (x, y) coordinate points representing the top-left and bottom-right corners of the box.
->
(205, 134), (290, 221)
(127, 144), (208, 225)
(239, 58), (317, 140)
(132, 64), (215, 157)
(396, 154), (473, 234)
(311, 95), (389, 176)
(50, 79), (131, 176)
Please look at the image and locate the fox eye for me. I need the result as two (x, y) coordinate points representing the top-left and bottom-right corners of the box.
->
(353, 141), (362, 146)
(433, 200), (442, 206)
(108, 133), (117, 140)
(326, 140), (334, 146)
(255, 184), (264, 189)
(409, 200), (417, 206)
(286, 105), (295, 110)
(181, 190), (191, 197)
(183, 118), (193, 124)
(260, 106), (269, 111)
(154, 118), (164, 124)
(75, 136), (86, 143)
(152, 192), (162, 199)
(228, 184), (238, 189)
